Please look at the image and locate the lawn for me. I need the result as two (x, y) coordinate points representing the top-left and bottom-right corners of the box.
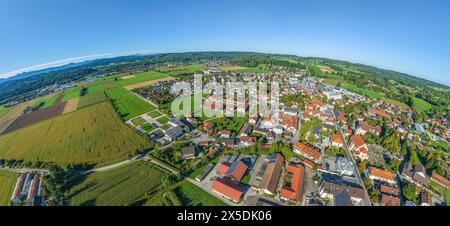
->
(87, 84), (106, 94)
(66, 161), (167, 206)
(148, 110), (162, 118)
(105, 86), (155, 120)
(117, 71), (168, 87)
(0, 170), (19, 206)
(173, 180), (226, 206)
(131, 117), (147, 126)
(210, 116), (247, 134)
(77, 92), (108, 109)
(141, 123), (156, 132)
(156, 116), (170, 124)
(413, 97), (433, 112)
(0, 102), (150, 166)
(344, 83), (385, 99)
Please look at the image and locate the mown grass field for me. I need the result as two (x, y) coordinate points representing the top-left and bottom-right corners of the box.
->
(62, 87), (81, 101)
(105, 86), (155, 120)
(384, 98), (410, 110)
(141, 123), (156, 132)
(0, 102), (150, 166)
(77, 92), (108, 109)
(66, 161), (167, 206)
(117, 71), (168, 87)
(33, 93), (60, 109)
(0, 170), (19, 206)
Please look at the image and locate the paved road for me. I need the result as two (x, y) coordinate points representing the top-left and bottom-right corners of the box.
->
(0, 167), (49, 174)
(332, 111), (372, 206)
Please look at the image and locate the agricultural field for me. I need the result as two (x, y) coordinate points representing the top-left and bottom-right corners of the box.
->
(156, 64), (206, 77)
(0, 106), (9, 119)
(0, 102), (150, 166)
(62, 97), (79, 114)
(105, 86), (155, 120)
(62, 86), (82, 101)
(66, 161), (167, 206)
(86, 84), (106, 94)
(219, 66), (248, 71)
(0, 170), (19, 206)
(0, 100), (36, 133)
(33, 93), (60, 109)
(117, 71), (169, 87)
(237, 65), (272, 74)
(77, 92), (108, 109)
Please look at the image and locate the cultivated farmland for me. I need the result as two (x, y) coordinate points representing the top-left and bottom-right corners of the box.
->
(105, 86), (155, 120)
(0, 100), (36, 134)
(118, 71), (168, 87)
(0, 170), (19, 206)
(1, 101), (66, 135)
(66, 161), (167, 206)
(77, 92), (108, 109)
(0, 102), (150, 166)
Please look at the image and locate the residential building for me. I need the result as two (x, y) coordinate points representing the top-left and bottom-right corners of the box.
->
(211, 178), (244, 202)
(368, 167), (396, 184)
(331, 133), (344, 148)
(348, 135), (369, 161)
(380, 194), (400, 206)
(280, 164), (305, 202)
(293, 142), (321, 163)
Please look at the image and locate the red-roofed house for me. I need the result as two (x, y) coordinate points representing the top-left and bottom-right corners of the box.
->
(349, 135), (369, 161)
(294, 142), (321, 163)
(280, 164), (305, 202)
(430, 172), (450, 188)
(217, 162), (231, 175)
(331, 133), (345, 148)
(368, 167), (396, 184)
(211, 178), (244, 202)
(380, 194), (400, 206)
(227, 160), (249, 181)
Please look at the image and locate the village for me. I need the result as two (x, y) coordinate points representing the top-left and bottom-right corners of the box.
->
(117, 64), (450, 207)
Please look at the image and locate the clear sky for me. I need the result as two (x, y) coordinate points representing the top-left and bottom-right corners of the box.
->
(1, 0), (449, 86)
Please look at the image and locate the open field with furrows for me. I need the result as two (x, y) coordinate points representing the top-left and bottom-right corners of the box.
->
(0, 100), (36, 134)
(0, 102), (150, 166)
(117, 71), (169, 87)
(105, 86), (155, 120)
(77, 92), (108, 109)
(0, 170), (19, 206)
(62, 97), (79, 114)
(1, 101), (66, 135)
(66, 161), (167, 206)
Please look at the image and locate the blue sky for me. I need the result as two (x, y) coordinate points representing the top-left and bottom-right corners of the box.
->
(1, 0), (449, 86)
